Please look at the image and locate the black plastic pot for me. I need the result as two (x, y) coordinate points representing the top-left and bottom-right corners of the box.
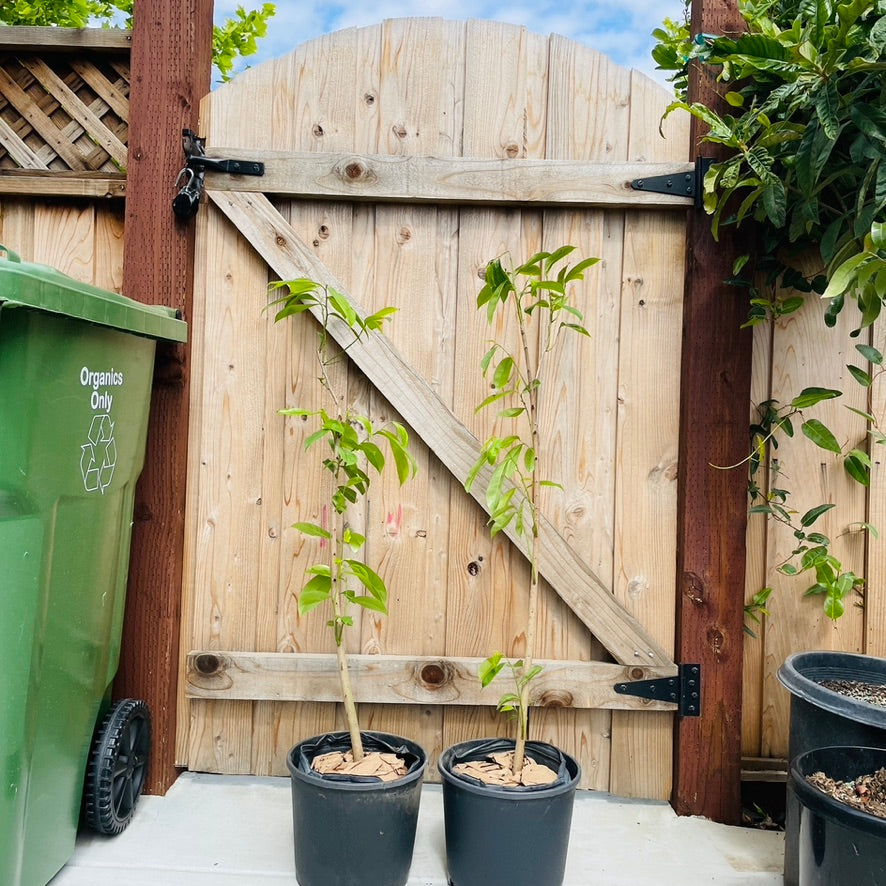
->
(438, 739), (580, 886)
(788, 745), (886, 885)
(778, 651), (886, 886)
(287, 731), (426, 886)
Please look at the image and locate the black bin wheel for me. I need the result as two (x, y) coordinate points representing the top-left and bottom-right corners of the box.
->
(82, 698), (151, 835)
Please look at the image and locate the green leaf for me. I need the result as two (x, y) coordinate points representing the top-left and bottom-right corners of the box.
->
(345, 560), (387, 603)
(493, 356), (515, 389)
(342, 527), (366, 549)
(292, 521), (331, 539)
(479, 652), (505, 687)
(298, 574), (332, 615)
(801, 419), (842, 453)
(360, 440), (385, 473)
(847, 364), (873, 386)
(845, 451), (872, 486)
(823, 252), (871, 299)
(856, 343), (883, 364)
(814, 80), (841, 141)
(800, 503), (836, 527)
(790, 387), (842, 408)
(762, 178), (787, 227)
(823, 593), (845, 621)
(346, 594), (387, 613)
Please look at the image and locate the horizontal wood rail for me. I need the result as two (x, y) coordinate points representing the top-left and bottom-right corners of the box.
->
(186, 651), (679, 710)
(0, 170), (125, 197)
(204, 150), (696, 208)
(0, 26), (132, 53)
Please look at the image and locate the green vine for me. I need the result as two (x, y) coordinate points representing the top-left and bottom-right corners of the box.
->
(653, 0), (886, 620)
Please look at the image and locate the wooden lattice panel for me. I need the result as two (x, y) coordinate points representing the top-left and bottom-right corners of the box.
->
(0, 51), (129, 173)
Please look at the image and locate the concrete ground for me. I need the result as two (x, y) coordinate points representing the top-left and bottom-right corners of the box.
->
(51, 772), (784, 885)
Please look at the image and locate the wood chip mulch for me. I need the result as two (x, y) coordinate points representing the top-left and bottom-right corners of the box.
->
(452, 750), (558, 787)
(806, 767), (886, 820)
(311, 750), (407, 782)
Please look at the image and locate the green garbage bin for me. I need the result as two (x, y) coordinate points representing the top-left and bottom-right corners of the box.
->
(0, 246), (187, 886)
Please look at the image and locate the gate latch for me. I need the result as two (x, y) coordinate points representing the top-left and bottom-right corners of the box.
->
(614, 663), (701, 717)
(172, 129), (265, 220)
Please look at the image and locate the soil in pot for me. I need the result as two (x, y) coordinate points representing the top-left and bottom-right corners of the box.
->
(818, 678), (886, 707)
(288, 731), (426, 886)
(807, 765), (886, 819)
(789, 746), (886, 886)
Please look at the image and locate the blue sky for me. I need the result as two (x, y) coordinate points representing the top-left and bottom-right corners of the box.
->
(214, 0), (689, 88)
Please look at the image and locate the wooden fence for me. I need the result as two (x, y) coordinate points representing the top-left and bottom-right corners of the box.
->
(2, 22), (885, 801)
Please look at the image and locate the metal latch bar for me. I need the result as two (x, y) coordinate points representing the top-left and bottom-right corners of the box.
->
(614, 663), (701, 717)
(172, 129), (265, 220)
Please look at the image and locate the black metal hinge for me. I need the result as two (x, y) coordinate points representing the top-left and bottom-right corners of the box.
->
(172, 129), (265, 220)
(630, 157), (712, 210)
(614, 663), (701, 717)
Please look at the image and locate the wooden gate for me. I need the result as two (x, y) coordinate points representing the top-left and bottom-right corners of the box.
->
(177, 18), (691, 799)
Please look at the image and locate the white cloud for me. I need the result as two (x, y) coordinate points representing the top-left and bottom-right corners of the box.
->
(214, 0), (687, 87)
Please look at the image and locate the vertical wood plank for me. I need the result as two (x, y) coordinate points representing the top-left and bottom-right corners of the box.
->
(540, 36), (628, 793)
(760, 297), (866, 758)
(608, 69), (687, 801)
(272, 27), (364, 765)
(673, 0), (750, 823)
(117, 0), (212, 792)
(0, 198), (36, 259)
(868, 321), (886, 658)
(741, 320), (774, 759)
(356, 18), (463, 769)
(444, 18), (548, 763)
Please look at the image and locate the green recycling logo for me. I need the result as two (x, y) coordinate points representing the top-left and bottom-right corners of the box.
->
(80, 413), (117, 494)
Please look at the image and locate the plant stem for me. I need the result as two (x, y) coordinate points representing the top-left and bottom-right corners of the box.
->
(331, 526), (364, 760)
(513, 300), (541, 776)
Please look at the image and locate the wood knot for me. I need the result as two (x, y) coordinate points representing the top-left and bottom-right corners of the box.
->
(345, 162), (365, 180)
(318, 224), (330, 239)
(275, 235), (286, 247)
(466, 560), (481, 576)
(538, 689), (573, 708)
(419, 661), (452, 688)
(396, 226), (412, 244)
(312, 123), (324, 137)
(630, 667), (645, 680)
(363, 92), (376, 105)
(683, 572), (705, 605)
(194, 653), (220, 675)
(504, 142), (519, 158)
(392, 123), (408, 139)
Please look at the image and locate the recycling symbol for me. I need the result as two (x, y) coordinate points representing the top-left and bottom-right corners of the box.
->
(80, 413), (117, 494)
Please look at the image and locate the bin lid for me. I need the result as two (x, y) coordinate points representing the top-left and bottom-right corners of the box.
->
(0, 246), (187, 343)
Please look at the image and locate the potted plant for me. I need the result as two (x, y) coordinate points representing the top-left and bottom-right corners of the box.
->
(788, 744), (886, 885)
(778, 651), (886, 886)
(437, 247), (596, 886)
(269, 278), (425, 886)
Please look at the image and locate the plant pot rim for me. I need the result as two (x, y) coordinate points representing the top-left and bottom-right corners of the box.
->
(790, 745), (886, 838)
(287, 730), (427, 793)
(437, 737), (580, 799)
(778, 651), (886, 728)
